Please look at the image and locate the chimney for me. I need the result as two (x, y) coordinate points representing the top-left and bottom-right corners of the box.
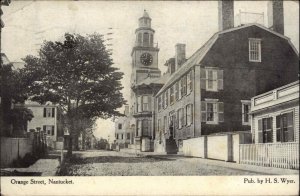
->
(175, 43), (186, 70)
(268, 0), (284, 35)
(124, 105), (129, 116)
(218, 0), (234, 31)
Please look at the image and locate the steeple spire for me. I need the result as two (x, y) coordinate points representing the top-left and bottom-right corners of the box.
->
(143, 9), (150, 18)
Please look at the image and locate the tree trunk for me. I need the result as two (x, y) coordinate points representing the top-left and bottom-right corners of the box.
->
(67, 136), (72, 157)
(67, 117), (75, 157)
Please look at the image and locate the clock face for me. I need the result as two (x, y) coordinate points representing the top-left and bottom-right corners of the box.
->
(140, 53), (153, 66)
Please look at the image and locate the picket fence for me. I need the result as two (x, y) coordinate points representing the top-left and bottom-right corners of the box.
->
(239, 143), (299, 169)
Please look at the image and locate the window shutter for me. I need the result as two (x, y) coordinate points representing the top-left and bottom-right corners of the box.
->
(183, 108), (186, 126)
(191, 104), (194, 124)
(287, 112), (294, 142)
(52, 126), (55, 135)
(52, 108), (55, 118)
(218, 102), (224, 122)
(175, 82), (179, 100)
(148, 96), (152, 110)
(138, 96), (142, 112)
(201, 101), (206, 122)
(258, 119), (263, 143)
(217, 70), (223, 90)
(43, 108), (46, 117)
(200, 68), (206, 89)
(179, 80), (182, 99)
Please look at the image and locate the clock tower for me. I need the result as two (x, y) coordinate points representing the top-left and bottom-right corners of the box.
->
(128, 10), (164, 152)
(131, 10), (161, 84)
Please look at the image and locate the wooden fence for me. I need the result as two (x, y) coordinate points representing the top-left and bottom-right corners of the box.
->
(239, 143), (299, 169)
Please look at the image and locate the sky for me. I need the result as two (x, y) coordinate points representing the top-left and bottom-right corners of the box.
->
(1, 1), (299, 140)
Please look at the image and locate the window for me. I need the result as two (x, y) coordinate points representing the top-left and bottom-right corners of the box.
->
(137, 96), (142, 112)
(201, 101), (224, 124)
(242, 101), (251, 125)
(164, 90), (168, 108)
(142, 119), (149, 136)
(44, 108), (55, 118)
(187, 70), (193, 94)
(164, 116), (167, 133)
(157, 96), (162, 111)
(200, 68), (223, 91)
(177, 108), (185, 129)
(206, 103), (215, 122)
(207, 70), (218, 91)
(118, 124), (122, 130)
(157, 119), (161, 132)
(43, 125), (55, 136)
(138, 33), (142, 44)
(121, 134), (124, 140)
(116, 134), (119, 139)
(136, 120), (142, 136)
(186, 104), (193, 126)
(175, 81), (179, 100)
(127, 133), (130, 140)
(249, 38), (261, 62)
(143, 32), (149, 46)
(150, 34), (153, 45)
(258, 117), (273, 143)
(170, 86), (175, 105)
(142, 96), (149, 111)
(161, 93), (165, 110)
(276, 112), (294, 142)
(169, 111), (176, 138)
(180, 76), (187, 98)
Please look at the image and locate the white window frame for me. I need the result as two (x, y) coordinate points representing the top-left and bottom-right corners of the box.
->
(186, 104), (193, 126)
(206, 69), (218, 92)
(157, 96), (162, 111)
(170, 85), (175, 105)
(137, 96), (142, 112)
(249, 38), (261, 62)
(142, 96), (149, 111)
(163, 116), (167, 134)
(177, 108), (185, 129)
(187, 70), (193, 94)
(206, 102), (218, 124)
(241, 100), (251, 125)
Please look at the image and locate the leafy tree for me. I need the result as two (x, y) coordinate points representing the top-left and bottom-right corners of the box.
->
(21, 33), (126, 156)
(0, 61), (30, 136)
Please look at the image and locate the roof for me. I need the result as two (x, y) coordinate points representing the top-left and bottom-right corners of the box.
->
(134, 72), (169, 87)
(156, 23), (299, 96)
(1, 53), (10, 65)
(12, 62), (25, 69)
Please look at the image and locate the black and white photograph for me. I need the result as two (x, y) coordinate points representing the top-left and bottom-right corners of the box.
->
(0, 0), (299, 195)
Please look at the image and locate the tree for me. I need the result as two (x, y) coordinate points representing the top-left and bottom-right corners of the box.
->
(0, 61), (30, 136)
(21, 33), (126, 156)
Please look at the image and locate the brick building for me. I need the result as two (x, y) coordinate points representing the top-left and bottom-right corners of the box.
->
(154, 0), (299, 153)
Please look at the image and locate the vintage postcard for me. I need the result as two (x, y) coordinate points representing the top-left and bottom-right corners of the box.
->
(0, 0), (299, 195)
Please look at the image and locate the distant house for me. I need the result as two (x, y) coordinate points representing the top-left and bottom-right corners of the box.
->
(24, 101), (64, 149)
(114, 105), (135, 149)
(154, 1), (299, 153)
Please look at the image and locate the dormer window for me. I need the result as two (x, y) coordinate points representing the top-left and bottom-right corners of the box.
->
(249, 38), (261, 62)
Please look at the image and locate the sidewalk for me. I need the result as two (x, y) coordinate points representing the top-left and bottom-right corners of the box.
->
(119, 148), (299, 175)
(1, 151), (61, 176)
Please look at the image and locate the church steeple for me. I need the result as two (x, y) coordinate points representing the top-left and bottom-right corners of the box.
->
(135, 10), (155, 47)
(138, 10), (151, 28)
(131, 10), (160, 84)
